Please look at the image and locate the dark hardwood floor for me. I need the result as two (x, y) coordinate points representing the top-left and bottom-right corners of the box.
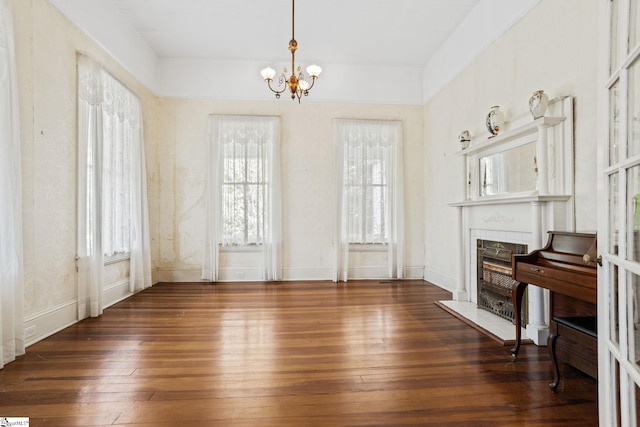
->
(0, 280), (597, 426)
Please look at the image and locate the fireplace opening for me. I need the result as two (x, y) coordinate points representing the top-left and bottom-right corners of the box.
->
(477, 239), (528, 324)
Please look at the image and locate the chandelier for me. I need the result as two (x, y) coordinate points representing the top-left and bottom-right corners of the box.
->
(260, 0), (321, 102)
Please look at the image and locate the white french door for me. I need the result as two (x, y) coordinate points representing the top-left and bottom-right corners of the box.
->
(599, 0), (640, 425)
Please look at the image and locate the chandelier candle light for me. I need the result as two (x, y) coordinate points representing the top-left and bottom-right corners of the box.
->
(260, 0), (322, 102)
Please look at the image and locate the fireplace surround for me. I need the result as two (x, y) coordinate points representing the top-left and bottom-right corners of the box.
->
(446, 96), (575, 346)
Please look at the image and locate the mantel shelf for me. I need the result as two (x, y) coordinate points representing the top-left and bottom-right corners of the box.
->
(449, 194), (571, 207)
(457, 116), (565, 156)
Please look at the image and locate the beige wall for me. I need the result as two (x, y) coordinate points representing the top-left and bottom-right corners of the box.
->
(12, 0), (161, 341)
(423, 0), (599, 290)
(156, 99), (425, 281)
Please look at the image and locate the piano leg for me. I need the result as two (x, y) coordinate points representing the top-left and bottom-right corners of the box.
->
(548, 329), (560, 392)
(510, 281), (528, 361)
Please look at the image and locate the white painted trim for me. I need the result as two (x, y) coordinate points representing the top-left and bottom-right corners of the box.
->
(282, 267), (333, 281)
(156, 266), (424, 282)
(403, 266), (425, 280)
(103, 279), (133, 308)
(217, 269), (264, 282)
(423, 267), (456, 293)
(22, 279), (136, 347)
(24, 300), (78, 347)
(597, 0), (612, 424)
(347, 266), (392, 280)
(104, 252), (130, 265)
(219, 245), (262, 253)
(526, 323), (549, 346)
(157, 268), (208, 282)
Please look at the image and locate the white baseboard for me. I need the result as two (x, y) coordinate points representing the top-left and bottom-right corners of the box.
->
(157, 266), (426, 282)
(103, 279), (133, 308)
(158, 267), (335, 282)
(423, 267), (455, 292)
(24, 300), (78, 347)
(157, 268), (207, 282)
(282, 267), (333, 281)
(404, 266), (425, 279)
(24, 279), (136, 347)
(218, 268), (263, 281)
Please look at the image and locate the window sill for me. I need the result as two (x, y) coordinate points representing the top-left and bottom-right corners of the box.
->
(105, 252), (130, 265)
(219, 245), (262, 253)
(348, 244), (388, 252)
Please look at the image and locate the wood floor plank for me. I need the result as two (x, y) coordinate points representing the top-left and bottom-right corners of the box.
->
(0, 280), (597, 426)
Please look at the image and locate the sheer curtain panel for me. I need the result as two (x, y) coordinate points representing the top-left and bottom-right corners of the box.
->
(333, 119), (404, 282)
(0, 0), (25, 368)
(77, 55), (104, 319)
(129, 117), (152, 293)
(203, 115), (282, 281)
(77, 55), (152, 319)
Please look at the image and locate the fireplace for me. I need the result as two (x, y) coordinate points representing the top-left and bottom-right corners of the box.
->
(477, 239), (528, 323)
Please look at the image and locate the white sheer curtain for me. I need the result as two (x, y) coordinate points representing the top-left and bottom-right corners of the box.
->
(129, 117), (152, 292)
(203, 115), (282, 281)
(333, 119), (404, 282)
(77, 55), (151, 320)
(77, 55), (104, 318)
(0, 0), (25, 368)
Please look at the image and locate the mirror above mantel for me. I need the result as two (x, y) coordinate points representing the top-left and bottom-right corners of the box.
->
(454, 96), (574, 205)
(479, 142), (538, 197)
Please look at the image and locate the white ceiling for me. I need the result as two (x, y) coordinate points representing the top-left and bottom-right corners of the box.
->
(109, 0), (480, 68)
(50, 0), (539, 103)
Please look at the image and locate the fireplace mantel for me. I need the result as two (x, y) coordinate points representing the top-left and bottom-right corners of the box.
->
(449, 194), (571, 207)
(446, 96), (574, 346)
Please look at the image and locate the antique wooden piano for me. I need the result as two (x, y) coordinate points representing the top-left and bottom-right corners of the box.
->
(510, 231), (598, 391)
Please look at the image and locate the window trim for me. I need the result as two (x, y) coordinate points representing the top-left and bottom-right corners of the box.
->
(104, 252), (130, 265)
(218, 243), (262, 253)
(348, 243), (388, 252)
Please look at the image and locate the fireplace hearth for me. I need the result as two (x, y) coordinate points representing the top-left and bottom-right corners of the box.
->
(477, 239), (528, 323)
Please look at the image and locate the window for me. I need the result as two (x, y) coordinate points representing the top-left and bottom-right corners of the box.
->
(215, 116), (278, 246)
(77, 56), (144, 258)
(344, 141), (388, 244)
(102, 84), (136, 256)
(221, 130), (268, 245)
(77, 54), (152, 318)
(336, 119), (402, 244)
(334, 119), (404, 281)
(203, 115), (282, 281)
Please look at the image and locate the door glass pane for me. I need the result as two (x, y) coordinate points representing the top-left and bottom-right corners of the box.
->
(630, 57), (640, 157)
(628, 166), (640, 261)
(626, 374), (639, 423)
(610, 0), (622, 74)
(611, 172), (620, 254)
(632, 0), (640, 54)
(631, 272), (640, 367)
(612, 264), (620, 346)
(611, 81), (620, 165)
(635, 381), (640, 426)
(617, 360), (623, 426)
